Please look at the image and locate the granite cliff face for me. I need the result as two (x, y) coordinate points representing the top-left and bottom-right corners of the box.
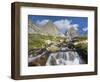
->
(28, 20), (42, 34)
(28, 20), (65, 37)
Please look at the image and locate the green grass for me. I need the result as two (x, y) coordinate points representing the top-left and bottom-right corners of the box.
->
(75, 43), (87, 50)
(28, 34), (65, 49)
(74, 35), (88, 54)
(74, 35), (87, 42)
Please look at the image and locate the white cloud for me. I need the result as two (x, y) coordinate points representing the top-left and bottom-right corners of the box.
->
(54, 19), (79, 31)
(36, 19), (49, 26)
(82, 27), (88, 32)
(36, 19), (79, 31)
(72, 24), (79, 31)
(54, 19), (71, 30)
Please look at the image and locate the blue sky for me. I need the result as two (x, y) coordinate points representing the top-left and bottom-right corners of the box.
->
(28, 15), (88, 35)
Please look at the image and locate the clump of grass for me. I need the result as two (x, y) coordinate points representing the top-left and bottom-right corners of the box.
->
(28, 34), (65, 49)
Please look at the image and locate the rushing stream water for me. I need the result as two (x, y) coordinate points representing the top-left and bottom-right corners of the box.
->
(46, 47), (84, 65)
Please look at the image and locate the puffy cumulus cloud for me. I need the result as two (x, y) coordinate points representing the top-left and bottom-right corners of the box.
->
(54, 19), (79, 31)
(54, 19), (71, 30)
(82, 27), (88, 32)
(36, 19), (79, 31)
(36, 19), (49, 26)
(72, 24), (79, 31)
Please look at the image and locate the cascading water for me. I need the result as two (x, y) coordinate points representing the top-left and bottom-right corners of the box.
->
(46, 47), (84, 66)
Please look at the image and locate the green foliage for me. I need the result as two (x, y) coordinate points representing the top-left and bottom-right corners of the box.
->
(75, 35), (87, 42)
(74, 35), (88, 57)
(74, 43), (87, 56)
(28, 34), (65, 49)
(28, 34), (44, 49)
(75, 43), (87, 50)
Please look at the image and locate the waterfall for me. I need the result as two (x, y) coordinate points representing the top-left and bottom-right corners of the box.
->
(46, 48), (82, 65)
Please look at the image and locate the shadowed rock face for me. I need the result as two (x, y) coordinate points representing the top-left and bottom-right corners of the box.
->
(65, 26), (79, 41)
